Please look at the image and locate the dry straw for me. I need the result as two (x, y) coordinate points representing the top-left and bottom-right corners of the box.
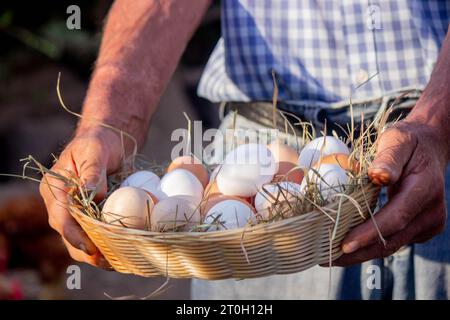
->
(10, 73), (402, 281)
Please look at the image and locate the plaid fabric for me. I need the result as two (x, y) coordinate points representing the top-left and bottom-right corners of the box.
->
(198, 0), (450, 105)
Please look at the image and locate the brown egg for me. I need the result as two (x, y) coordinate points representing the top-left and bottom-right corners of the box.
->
(268, 141), (303, 183)
(244, 195), (255, 207)
(200, 194), (255, 216)
(268, 141), (299, 164)
(272, 162), (304, 184)
(201, 181), (254, 214)
(204, 181), (221, 198)
(167, 156), (209, 187)
(315, 153), (360, 173)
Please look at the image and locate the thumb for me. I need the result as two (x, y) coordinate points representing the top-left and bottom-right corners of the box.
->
(369, 126), (417, 186)
(78, 156), (108, 201)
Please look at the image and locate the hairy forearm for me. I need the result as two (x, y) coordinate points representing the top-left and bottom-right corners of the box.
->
(77, 0), (211, 150)
(408, 26), (450, 162)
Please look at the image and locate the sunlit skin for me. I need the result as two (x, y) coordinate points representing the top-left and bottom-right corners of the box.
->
(39, 0), (211, 267)
(39, 0), (449, 268)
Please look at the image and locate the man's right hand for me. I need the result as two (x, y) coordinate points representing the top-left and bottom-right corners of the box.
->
(39, 127), (123, 268)
(37, 0), (211, 269)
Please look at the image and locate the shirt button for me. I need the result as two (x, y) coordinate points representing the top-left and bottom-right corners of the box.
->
(355, 69), (369, 85)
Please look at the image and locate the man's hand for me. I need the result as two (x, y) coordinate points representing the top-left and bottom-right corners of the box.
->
(39, 127), (123, 268)
(37, 0), (210, 269)
(333, 119), (448, 266)
(334, 26), (450, 266)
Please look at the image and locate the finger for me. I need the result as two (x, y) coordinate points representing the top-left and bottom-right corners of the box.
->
(334, 206), (438, 266)
(40, 166), (97, 255)
(63, 239), (112, 270)
(410, 206), (447, 243)
(75, 152), (108, 202)
(341, 173), (430, 254)
(369, 125), (417, 186)
(411, 228), (441, 244)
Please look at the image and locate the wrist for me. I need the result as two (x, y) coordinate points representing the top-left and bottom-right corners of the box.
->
(71, 125), (124, 174)
(407, 28), (450, 164)
(74, 123), (135, 159)
(406, 109), (450, 166)
(78, 65), (150, 150)
(76, 113), (144, 153)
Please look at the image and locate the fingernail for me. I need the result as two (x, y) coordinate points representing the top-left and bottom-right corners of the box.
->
(370, 167), (391, 184)
(378, 172), (390, 184)
(343, 241), (359, 254)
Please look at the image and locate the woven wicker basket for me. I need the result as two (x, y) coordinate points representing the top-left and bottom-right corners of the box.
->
(70, 183), (379, 280)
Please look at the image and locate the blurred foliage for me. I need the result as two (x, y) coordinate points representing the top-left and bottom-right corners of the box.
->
(0, 10), (13, 29)
(0, 1), (112, 81)
(0, 1), (220, 82)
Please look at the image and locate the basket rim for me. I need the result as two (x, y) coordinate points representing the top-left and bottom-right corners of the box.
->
(69, 182), (379, 239)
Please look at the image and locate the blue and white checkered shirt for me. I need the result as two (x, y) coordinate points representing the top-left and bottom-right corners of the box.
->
(198, 0), (450, 105)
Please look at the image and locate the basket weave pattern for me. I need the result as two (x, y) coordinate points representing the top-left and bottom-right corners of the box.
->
(70, 183), (379, 280)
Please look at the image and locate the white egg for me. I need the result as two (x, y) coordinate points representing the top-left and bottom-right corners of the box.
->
(147, 188), (169, 201)
(216, 143), (278, 197)
(298, 136), (350, 168)
(120, 170), (167, 201)
(204, 199), (256, 231)
(120, 170), (160, 191)
(150, 196), (201, 232)
(254, 182), (302, 220)
(300, 164), (349, 200)
(102, 187), (154, 229)
(158, 169), (204, 205)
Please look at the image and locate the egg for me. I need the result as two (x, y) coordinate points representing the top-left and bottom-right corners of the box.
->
(204, 199), (256, 231)
(268, 141), (303, 183)
(121, 170), (160, 191)
(200, 194), (254, 216)
(216, 143), (277, 197)
(300, 163), (349, 200)
(203, 165), (255, 211)
(150, 195), (201, 232)
(254, 182), (302, 220)
(244, 195), (255, 207)
(120, 170), (167, 201)
(272, 162), (304, 184)
(268, 140), (299, 164)
(316, 153), (360, 173)
(102, 187), (154, 229)
(204, 165), (224, 197)
(298, 136), (350, 168)
(167, 156), (208, 187)
(158, 169), (204, 205)
(204, 180), (221, 198)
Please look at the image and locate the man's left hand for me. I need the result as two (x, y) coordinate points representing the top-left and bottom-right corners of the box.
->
(333, 118), (448, 266)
